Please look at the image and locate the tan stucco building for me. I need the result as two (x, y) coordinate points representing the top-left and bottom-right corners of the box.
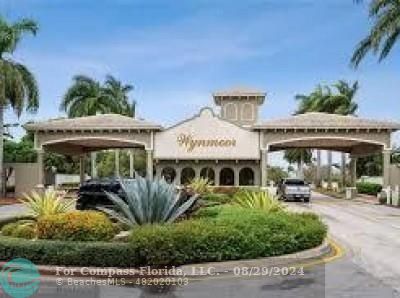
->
(25, 87), (400, 188)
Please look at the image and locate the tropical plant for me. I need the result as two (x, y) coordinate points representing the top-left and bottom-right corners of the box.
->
(19, 190), (74, 219)
(99, 175), (198, 227)
(189, 177), (212, 195)
(352, 0), (400, 67)
(60, 74), (136, 178)
(283, 149), (312, 178)
(0, 16), (39, 195)
(233, 190), (285, 213)
(293, 80), (359, 187)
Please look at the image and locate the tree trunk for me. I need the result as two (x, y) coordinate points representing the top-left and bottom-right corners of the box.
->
(91, 152), (97, 178)
(114, 149), (120, 177)
(316, 150), (321, 187)
(327, 151), (332, 189)
(0, 106), (4, 196)
(341, 152), (346, 189)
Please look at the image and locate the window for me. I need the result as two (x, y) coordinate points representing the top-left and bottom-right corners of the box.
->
(241, 103), (254, 121)
(224, 103), (237, 120)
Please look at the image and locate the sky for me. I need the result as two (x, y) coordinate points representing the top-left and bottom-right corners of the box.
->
(1, 0), (400, 166)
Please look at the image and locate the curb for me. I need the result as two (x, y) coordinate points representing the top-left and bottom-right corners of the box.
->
(180, 238), (332, 277)
(0, 239), (333, 278)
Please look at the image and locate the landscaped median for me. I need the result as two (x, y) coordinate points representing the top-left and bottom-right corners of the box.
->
(0, 176), (327, 269)
(0, 206), (326, 268)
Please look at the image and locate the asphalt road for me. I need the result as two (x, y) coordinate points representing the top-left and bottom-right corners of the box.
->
(2, 194), (400, 297)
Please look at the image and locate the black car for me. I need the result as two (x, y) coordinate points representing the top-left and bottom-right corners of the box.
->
(76, 177), (133, 210)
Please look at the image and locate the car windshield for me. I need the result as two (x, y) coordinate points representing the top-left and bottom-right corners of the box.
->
(284, 179), (306, 185)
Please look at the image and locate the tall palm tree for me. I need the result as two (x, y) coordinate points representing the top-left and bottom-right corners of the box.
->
(352, 0), (400, 67)
(61, 75), (135, 178)
(294, 81), (359, 187)
(103, 75), (135, 177)
(284, 149), (312, 179)
(292, 85), (332, 184)
(60, 75), (113, 117)
(0, 16), (39, 195)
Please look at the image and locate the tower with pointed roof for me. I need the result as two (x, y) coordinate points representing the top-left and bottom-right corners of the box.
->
(213, 87), (266, 126)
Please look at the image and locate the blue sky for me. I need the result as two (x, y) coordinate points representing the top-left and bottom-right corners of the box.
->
(2, 0), (400, 162)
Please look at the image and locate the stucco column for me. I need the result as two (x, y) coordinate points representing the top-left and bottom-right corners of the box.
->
(260, 149), (268, 187)
(383, 149), (392, 188)
(215, 167), (220, 186)
(129, 149), (135, 178)
(79, 155), (85, 185)
(234, 167), (240, 187)
(146, 149), (153, 179)
(350, 156), (357, 187)
(91, 152), (97, 178)
(175, 166), (181, 185)
(36, 149), (45, 188)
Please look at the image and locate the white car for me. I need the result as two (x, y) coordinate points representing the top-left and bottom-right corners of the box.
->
(278, 178), (311, 202)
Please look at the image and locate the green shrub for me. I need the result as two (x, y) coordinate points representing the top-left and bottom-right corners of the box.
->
(233, 190), (285, 212)
(128, 207), (327, 266)
(201, 193), (232, 205)
(0, 207), (326, 267)
(356, 182), (382, 195)
(2, 221), (36, 239)
(1, 222), (19, 236)
(193, 206), (223, 218)
(37, 211), (115, 241)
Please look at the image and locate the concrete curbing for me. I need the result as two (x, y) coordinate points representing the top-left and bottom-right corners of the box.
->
(0, 239), (332, 278)
(180, 238), (332, 277)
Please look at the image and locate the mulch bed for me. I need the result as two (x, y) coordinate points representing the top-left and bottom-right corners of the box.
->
(0, 197), (20, 206)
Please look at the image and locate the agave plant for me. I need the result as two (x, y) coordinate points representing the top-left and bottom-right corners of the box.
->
(234, 190), (285, 213)
(99, 175), (198, 227)
(188, 177), (212, 195)
(20, 190), (74, 219)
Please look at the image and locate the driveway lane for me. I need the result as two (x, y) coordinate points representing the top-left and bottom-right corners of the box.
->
(306, 193), (400, 292)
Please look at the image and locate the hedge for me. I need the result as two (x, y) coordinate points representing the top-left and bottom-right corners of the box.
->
(356, 182), (382, 195)
(0, 207), (326, 267)
(37, 211), (115, 241)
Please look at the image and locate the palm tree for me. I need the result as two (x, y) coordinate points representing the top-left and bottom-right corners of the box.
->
(292, 85), (332, 185)
(60, 75), (113, 117)
(103, 75), (135, 177)
(283, 149), (312, 179)
(351, 0), (400, 67)
(294, 81), (359, 188)
(0, 16), (39, 195)
(61, 75), (135, 178)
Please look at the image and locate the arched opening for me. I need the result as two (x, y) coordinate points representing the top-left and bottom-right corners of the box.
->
(161, 167), (176, 184)
(220, 168), (234, 186)
(239, 168), (254, 185)
(200, 167), (215, 184)
(224, 103), (237, 120)
(181, 167), (195, 185)
(241, 103), (254, 121)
